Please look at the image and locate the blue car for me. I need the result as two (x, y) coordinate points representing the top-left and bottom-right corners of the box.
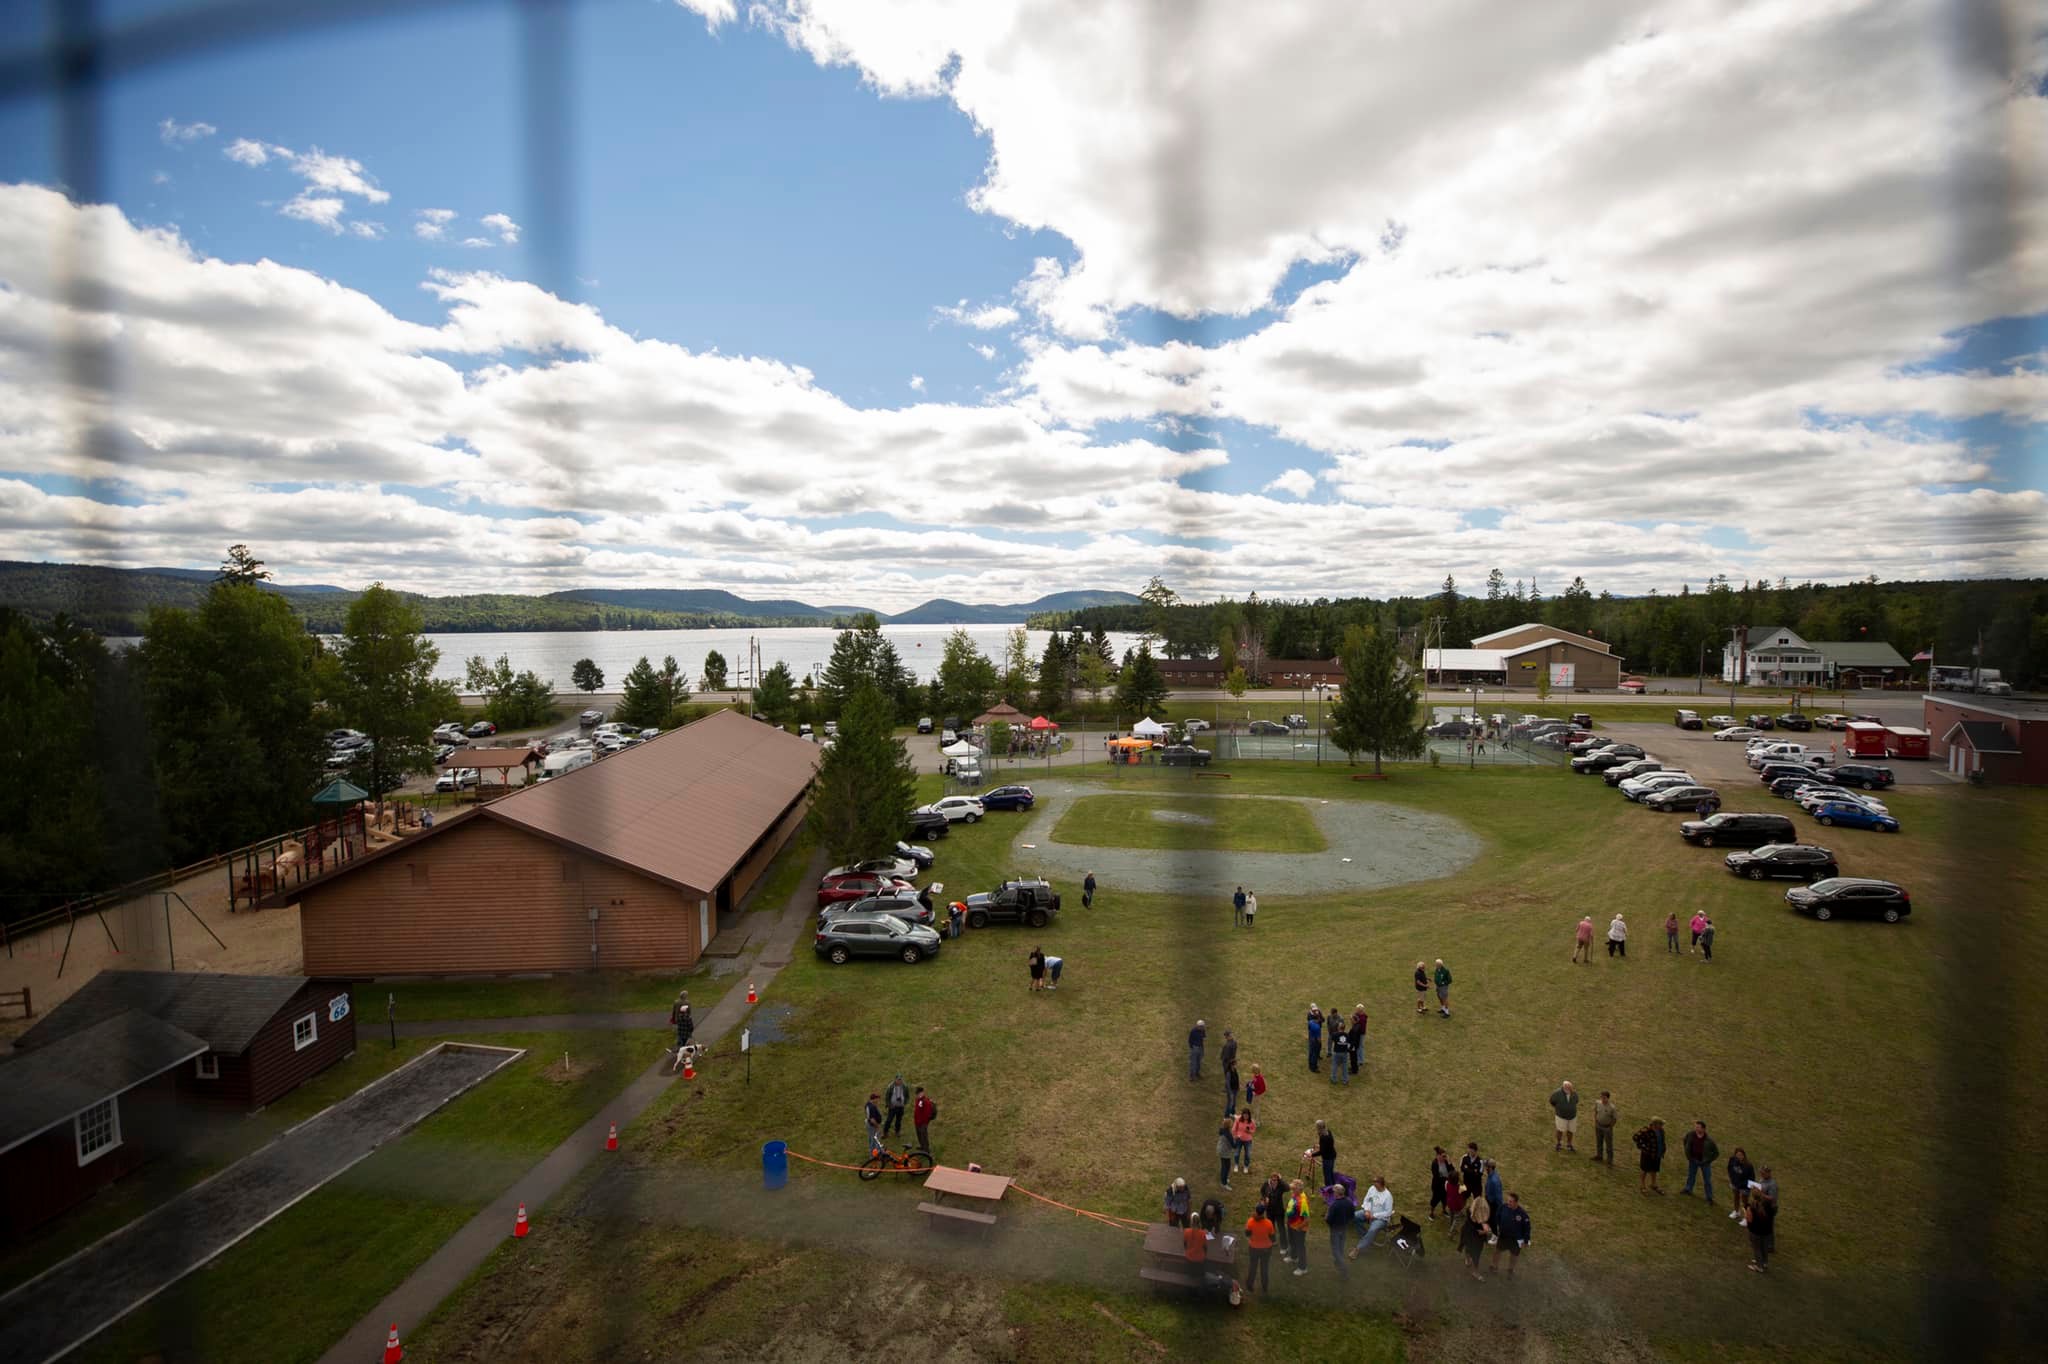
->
(1811, 801), (1900, 833)
(979, 785), (1036, 812)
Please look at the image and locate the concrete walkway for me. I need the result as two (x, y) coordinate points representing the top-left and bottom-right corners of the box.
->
(317, 849), (828, 1364)
(0, 1044), (520, 1364)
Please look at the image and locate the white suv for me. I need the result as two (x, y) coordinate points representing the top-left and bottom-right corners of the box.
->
(918, 795), (986, 824)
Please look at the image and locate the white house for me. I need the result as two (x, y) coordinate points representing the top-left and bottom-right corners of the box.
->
(1724, 627), (1827, 685)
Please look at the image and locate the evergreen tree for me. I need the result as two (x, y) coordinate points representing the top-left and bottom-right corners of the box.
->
(571, 657), (604, 693)
(217, 543), (270, 584)
(1328, 626), (1424, 775)
(809, 684), (918, 867)
(616, 656), (669, 729)
(1485, 568), (1506, 600)
(1078, 648), (1112, 706)
(335, 585), (456, 799)
(700, 649), (729, 691)
(1036, 632), (1071, 714)
(755, 661), (797, 726)
(1090, 624), (1114, 666)
(1115, 643), (1170, 719)
(819, 613), (887, 715)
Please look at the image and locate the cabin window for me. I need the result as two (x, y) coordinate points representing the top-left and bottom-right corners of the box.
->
(409, 863), (429, 887)
(292, 1012), (318, 1050)
(195, 1054), (220, 1079)
(75, 1098), (121, 1166)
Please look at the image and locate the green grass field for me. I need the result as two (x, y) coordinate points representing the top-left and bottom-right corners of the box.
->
(1051, 792), (1327, 853)
(395, 762), (2047, 1362)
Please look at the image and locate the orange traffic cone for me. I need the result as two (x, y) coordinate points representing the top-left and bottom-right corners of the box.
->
(605, 1122), (618, 1152)
(683, 1059), (695, 1080)
(746, 981), (757, 1004)
(382, 1323), (404, 1364)
(513, 1203), (529, 1239)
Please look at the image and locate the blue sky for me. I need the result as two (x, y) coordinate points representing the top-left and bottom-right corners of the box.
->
(0, 1), (2041, 606)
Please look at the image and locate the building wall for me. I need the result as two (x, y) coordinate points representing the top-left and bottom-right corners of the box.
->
(0, 1071), (179, 1241)
(727, 793), (809, 911)
(167, 981), (357, 1111)
(1502, 641), (1622, 690)
(299, 819), (702, 976)
(1925, 699), (2048, 786)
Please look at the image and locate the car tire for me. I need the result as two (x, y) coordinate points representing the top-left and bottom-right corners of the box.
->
(968, 911), (988, 929)
(1814, 906), (1832, 921)
(1818, 816), (1834, 826)
(1882, 908), (1901, 923)
(967, 812), (981, 823)
(1699, 835), (1714, 847)
(828, 945), (851, 964)
(1746, 867), (1765, 880)
(1026, 909), (1048, 928)
(901, 947), (922, 964)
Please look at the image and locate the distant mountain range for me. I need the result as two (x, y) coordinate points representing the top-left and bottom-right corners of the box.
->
(0, 561), (1141, 635)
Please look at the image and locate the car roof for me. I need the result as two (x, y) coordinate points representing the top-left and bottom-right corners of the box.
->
(1809, 877), (1900, 890)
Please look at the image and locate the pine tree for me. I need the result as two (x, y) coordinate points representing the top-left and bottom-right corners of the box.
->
(217, 543), (271, 584)
(810, 684), (917, 867)
(1328, 626), (1424, 775)
(1115, 643), (1170, 719)
(617, 656), (667, 729)
(755, 661), (797, 726)
(1036, 632), (1071, 714)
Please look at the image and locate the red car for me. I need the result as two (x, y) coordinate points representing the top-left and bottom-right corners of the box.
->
(816, 872), (914, 908)
(1618, 678), (1646, 693)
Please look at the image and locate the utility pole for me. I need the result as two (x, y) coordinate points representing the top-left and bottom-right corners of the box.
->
(1728, 625), (1744, 717)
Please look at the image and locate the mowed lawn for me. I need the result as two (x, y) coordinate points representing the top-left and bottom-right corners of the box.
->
(413, 762), (2044, 1363)
(1052, 791), (1328, 853)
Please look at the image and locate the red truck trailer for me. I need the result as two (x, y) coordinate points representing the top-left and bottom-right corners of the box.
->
(1885, 726), (1930, 759)
(1843, 721), (1889, 758)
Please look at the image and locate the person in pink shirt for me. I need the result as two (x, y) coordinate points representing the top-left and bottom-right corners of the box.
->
(1689, 912), (1708, 953)
(1571, 916), (1594, 964)
(1232, 1109), (1258, 1174)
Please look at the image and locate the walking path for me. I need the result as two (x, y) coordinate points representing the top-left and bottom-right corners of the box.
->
(316, 849), (827, 1364)
(0, 1044), (520, 1364)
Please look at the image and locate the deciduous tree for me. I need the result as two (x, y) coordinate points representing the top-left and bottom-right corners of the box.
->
(571, 658), (604, 693)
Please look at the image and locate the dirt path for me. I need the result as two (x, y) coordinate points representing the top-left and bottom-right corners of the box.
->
(0, 1045), (517, 1364)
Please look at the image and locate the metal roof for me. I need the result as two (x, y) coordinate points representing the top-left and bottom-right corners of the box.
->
(1472, 623), (1612, 653)
(13, 969), (317, 1056)
(481, 708), (819, 894)
(1811, 641), (1910, 668)
(460, 748), (543, 769)
(1425, 648), (1507, 672)
(0, 1011), (208, 1155)
(1950, 720), (2021, 755)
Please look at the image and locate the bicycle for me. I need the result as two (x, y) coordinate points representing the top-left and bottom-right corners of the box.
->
(860, 1144), (934, 1181)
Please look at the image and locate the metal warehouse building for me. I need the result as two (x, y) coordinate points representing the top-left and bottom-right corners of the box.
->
(285, 709), (819, 977)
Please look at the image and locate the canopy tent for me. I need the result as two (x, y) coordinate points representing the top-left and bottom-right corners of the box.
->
(941, 740), (982, 758)
(1130, 717), (1169, 738)
(1106, 736), (1154, 751)
(974, 702), (1029, 727)
(311, 778), (370, 806)
(1028, 715), (1057, 730)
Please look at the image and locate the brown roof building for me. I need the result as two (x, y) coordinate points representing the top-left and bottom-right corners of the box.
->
(290, 709), (819, 978)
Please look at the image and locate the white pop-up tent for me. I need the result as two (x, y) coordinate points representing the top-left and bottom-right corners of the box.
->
(1131, 717), (1169, 738)
(942, 740), (982, 757)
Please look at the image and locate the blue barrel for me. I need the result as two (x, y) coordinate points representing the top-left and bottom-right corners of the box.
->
(762, 1140), (788, 1191)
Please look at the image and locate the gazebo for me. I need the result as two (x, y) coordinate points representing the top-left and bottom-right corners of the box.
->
(306, 777), (371, 868)
(974, 702), (1029, 728)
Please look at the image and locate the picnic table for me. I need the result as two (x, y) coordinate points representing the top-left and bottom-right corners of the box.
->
(1142, 1221), (1237, 1267)
(919, 1166), (1010, 1235)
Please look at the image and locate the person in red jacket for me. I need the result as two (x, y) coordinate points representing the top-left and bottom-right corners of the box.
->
(912, 1087), (937, 1153)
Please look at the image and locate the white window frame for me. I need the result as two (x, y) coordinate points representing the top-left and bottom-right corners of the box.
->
(292, 1011), (319, 1051)
(74, 1097), (122, 1167)
(195, 1054), (220, 1080)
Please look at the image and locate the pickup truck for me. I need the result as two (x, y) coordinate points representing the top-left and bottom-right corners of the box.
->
(962, 879), (1061, 928)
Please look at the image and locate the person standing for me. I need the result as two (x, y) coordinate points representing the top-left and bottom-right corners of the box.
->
(1351, 1175), (1394, 1256)
(1164, 1177), (1192, 1227)
(1744, 1188), (1777, 1272)
(1700, 916), (1716, 962)
(1490, 1193), (1532, 1279)
(864, 1093), (885, 1155)
(1082, 871), (1096, 909)
(1225, 1062), (1242, 1117)
(1727, 1147), (1754, 1220)
(1681, 1120), (1720, 1204)
(1434, 959), (1453, 1017)
(1484, 1159), (1503, 1221)
(1549, 1080), (1580, 1153)
(1347, 1006), (1368, 1073)
(1607, 913), (1628, 958)
(1233, 1108), (1257, 1174)
(1689, 911), (1707, 953)
(1635, 1117), (1667, 1194)
(1217, 1120), (1236, 1190)
(1285, 1180), (1312, 1275)
(1306, 1004), (1324, 1073)
(1329, 1027), (1351, 1085)
(1244, 1201), (1277, 1296)
(1247, 1064), (1267, 1108)
(1665, 912), (1682, 954)
(1027, 946), (1046, 992)
(1572, 915), (1595, 963)
(1221, 1030), (1239, 1078)
(1324, 1181), (1355, 1277)
(948, 900), (964, 939)
(1460, 1188), (1492, 1279)
(1592, 1090), (1619, 1165)
(1244, 890), (1258, 929)
(1460, 1142), (1484, 1202)
(912, 1086), (936, 1153)
(1429, 1146), (1454, 1221)
(1259, 1173), (1290, 1257)
(1232, 885), (1246, 927)
(883, 1075), (909, 1137)
(1188, 1019), (1206, 1080)
(1317, 1120), (1338, 1188)
(1413, 961), (1428, 1014)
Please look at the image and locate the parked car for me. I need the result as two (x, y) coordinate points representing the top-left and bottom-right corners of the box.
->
(1785, 878), (1911, 922)
(1570, 712), (1594, 727)
(979, 785), (1036, 812)
(1814, 713), (1850, 730)
(1810, 801), (1901, 833)
(435, 767), (480, 792)
(595, 732), (631, 753)
(962, 879), (1061, 928)
(1794, 786), (1889, 816)
(1744, 714), (1775, 730)
(918, 795), (986, 824)
(1767, 774), (1832, 798)
(814, 911), (943, 964)
(906, 808), (950, 841)
(1247, 720), (1290, 735)
(1712, 726), (1763, 742)
(817, 872), (915, 908)
(1428, 720), (1477, 738)
(1158, 744), (1213, 766)
(941, 728), (958, 745)
(1643, 784), (1719, 812)
(1182, 718), (1210, 733)
(1724, 843), (1838, 881)
(1757, 761), (1829, 786)
(916, 717), (934, 734)
(1568, 736), (1618, 756)
(639, 728), (661, 741)
(1571, 745), (1645, 773)
(1678, 811), (1797, 847)
(1776, 712), (1814, 732)
(1674, 709), (1703, 730)
(1829, 763), (1895, 790)
(433, 743), (458, 766)
(894, 840), (936, 870)
(1705, 714), (1736, 728)
(826, 856), (921, 881)
(466, 720), (498, 738)
(431, 723), (467, 744)
(578, 709), (603, 727)
(1602, 759), (1666, 786)
(1620, 771), (1695, 801)
(1618, 678), (1645, 693)
(821, 892), (936, 928)
(327, 727), (367, 746)
(1749, 743), (1820, 769)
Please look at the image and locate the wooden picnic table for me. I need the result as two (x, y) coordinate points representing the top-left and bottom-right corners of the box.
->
(1142, 1221), (1237, 1267)
(923, 1166), (1013, 1204)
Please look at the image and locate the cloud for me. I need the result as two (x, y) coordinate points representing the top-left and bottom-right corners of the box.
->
(223, 138), (278, 166)
(1263, 468), (1316, 498)
(348, 221), (387, 240)
(480, 212), (520, 245)
(936, 300), (1020, 330)
(908, 375), (926, 392)
(286, 149), (389, 204)
(280, 194), (346, 231)
(459, 237), (493, 249)
(158, 118), (216, 146)
(672, 0), (738, 27)
(972, 343), (996, 361)
(415, 208), (457, 240)
(223, 138), (389, 232)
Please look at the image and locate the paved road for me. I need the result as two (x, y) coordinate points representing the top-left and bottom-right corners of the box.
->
(0, 1046), (516, 1364)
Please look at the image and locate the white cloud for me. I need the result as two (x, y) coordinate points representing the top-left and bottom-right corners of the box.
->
(224, 138), (388, 232)
(280, 194), (347, 231)
(158, 118), (216, 146)
(348, 221), (387, 240)
(1264, 468), (1316, 499)
(459, 237), (493, 249)
(223, 138), (278, 166)
(972, 343), (996, 361)
(480, 212), (521, 245)
(671, 0), (737, 27)
(936, 299), (1019, 330)
(415, 208), (457, 240)
(151, 171), (171, 186)
(287, 149), (389, 204)
(908, 374), (926, 391)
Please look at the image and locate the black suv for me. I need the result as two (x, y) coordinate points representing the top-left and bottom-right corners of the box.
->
(813, 911), (944, 964)
(1757, 761), (1828, 785)
(1776, 712), (1814, 732)
(906, 808), (950, 841)
(1158, 744), (1213, 766)
(1724, 844), (1838, 881)
(962, 879), (1061, 928)
(1643, 784), (1719, 812)
(1767, 774), (1830, 798)
(1745, 714), (1776, 730)
(1602, 759), (1665, 786)
(1427, 720), (1476, 738)
(1571, 745), (1645, 773)
(1785, 878), (1911, 922)
(1830, 763), (1895, 790)
(1678, 812), (1797, 847)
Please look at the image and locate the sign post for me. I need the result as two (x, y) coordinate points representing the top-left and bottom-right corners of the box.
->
(741, 1027), (751, 1084)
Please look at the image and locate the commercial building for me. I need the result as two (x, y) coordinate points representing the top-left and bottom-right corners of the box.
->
(1722, 627), (1910, 687)
(1924, 695), (2048, 785)
(287, 708), (819, 977)
(1426, 624), (1625, 691)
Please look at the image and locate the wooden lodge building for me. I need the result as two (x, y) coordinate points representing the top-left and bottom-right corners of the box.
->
(285, 708), (820, 978)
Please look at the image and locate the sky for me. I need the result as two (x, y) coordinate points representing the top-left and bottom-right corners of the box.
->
(0, 0), (2043, 612)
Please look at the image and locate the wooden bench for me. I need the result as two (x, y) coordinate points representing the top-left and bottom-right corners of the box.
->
(1193, 771), (1232, 779)
(918, 1202), (997, 1232)
(1138, 1265), (1204, 1289)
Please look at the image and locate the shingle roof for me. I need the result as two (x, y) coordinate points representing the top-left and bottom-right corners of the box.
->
(1953, 720), (2020, 755)
(1811, 641), (1909, 669)
(13, 970), (313, 1056)
(0, 1011), (207, 1155)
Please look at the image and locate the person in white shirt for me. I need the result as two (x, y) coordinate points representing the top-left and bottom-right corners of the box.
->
(1349, 1175), (1396, 1257)
(1606, 913), (1629, 959)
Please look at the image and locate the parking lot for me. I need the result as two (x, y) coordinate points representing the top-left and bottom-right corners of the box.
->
(1591, 719), (1958, 789)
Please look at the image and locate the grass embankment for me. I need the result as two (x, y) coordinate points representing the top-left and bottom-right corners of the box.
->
(402, 762), (2047, 1360)
(377, 968), (715, 1023)
(1053, 792), (1326, 853)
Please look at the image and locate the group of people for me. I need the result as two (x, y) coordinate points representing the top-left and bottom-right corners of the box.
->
(1025, 946), (1064, 990)
(863, 1075), (941, 1154)
(1303, 1003), (1371, 1081)
(1426, 1141), (1536, 1279)
(1230, 886), (1260, 927)
(1573, 913), (1719, 961)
